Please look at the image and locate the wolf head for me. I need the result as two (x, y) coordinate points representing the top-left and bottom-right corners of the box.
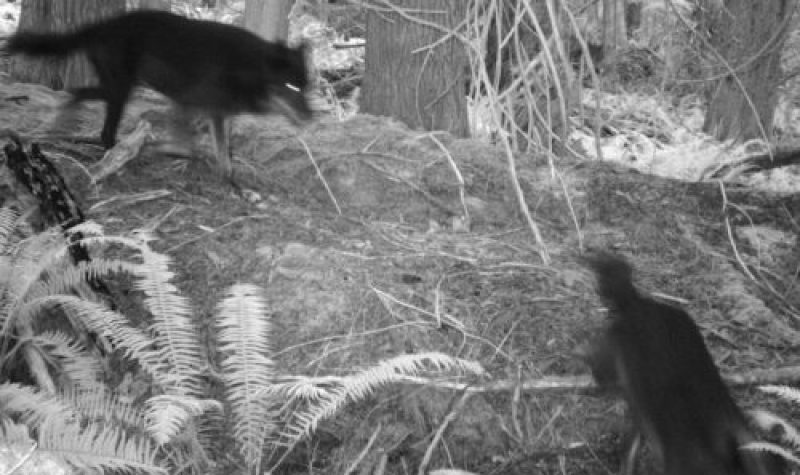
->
(263, 42), (313, 125)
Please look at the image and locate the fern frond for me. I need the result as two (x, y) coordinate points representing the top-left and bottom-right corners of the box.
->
(0, 208), (20, 296)
(0, 383), (77, 428)
(0, 416), (33, 444)
(760, 385), (800, 405)
(743, 441), (800, 466)
(64, 384), (148, 430)
(27, 258), (140, 301)
(31, 331), (102, 386)
(38, 417), (166, 474)
(64, 221), (105, 238)
(277, 382), (347, 444)
(0, 269), (13, 334)
(264, 375), (342, 402)
(276, 353), (484, 444)
(195, 410), (227, 459)
(65, 234), (147, 260)
(136, 247), (203, 394)
(0, 206), (19, 253)
(3, 228), (67, 308)
(344, 352), (484, 400)
(217, 284), (277, 465)
(22, 295), (165, 380)
(748, 408), (800, 449)
(145, 394), (223, 445)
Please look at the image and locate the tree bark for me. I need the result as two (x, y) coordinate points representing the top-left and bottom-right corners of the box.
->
(9, 0), (125, 90)
(601, 0), (627, 60)
(700, 0), (791, 141)
(244, 0), (293, 42)
(361, 0), (469, 137)
(138, 0), (171, 10)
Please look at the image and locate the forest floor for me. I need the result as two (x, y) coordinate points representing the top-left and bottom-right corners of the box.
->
(0, 73), (798, 474)
(1, 2), (800, 473)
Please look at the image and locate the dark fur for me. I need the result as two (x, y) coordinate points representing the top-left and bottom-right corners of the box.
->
(6, 10), (312, 180)
(585, 252), (781, 475)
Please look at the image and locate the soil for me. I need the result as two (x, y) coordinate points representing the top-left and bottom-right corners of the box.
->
(0, 76), (798, 474)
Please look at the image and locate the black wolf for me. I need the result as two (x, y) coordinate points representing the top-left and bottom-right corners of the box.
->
(584, 253), (781, 475)
(6, 10), (312, 181)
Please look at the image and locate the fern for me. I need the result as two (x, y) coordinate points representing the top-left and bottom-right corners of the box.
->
(0, 207), (18, 305)
(0, 217), (488, 474)
(757, 387), (800, 449)
(29, 258), (140, 301)
(31, 330), (103, 387)
(145, 394), (222, 445)
(0, 383), (77, 428)
(743, 441), (800, 467)
(0, 206), (17, 251)
(3, 228), (67, 309)
(38, 416), (164, 474)
(0, 224), (201, 471)
(46, 231), (206, 394)
(750, 385), (800, 469)
(760, 385), (800, 407)
(217, 284), (277, 466)
(0, 416), (33, 444)
(27, 295), (164, 380)
(264, 352), (485, 445)
(63, 384), (148, 431)
(750, 408), (800, 449)
(136, 245), (204, 395)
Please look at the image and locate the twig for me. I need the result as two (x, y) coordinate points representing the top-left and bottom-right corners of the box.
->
(7, 442), (37, 475)
(426, 133), (469, 224)
(343, 422), (382, 475)
(166, 213), (271, 252)
(719, 181), (757, 282)
(396, 365), (800, 394)
(88, 189), (172, 212)
(370, 284), (466, 331)
(502, 132), (550, 263)
(297, 136), (342, 215)
(417, 390), (472, 475)
(511, 365), (523, 440)
(552, 165), (583, 251)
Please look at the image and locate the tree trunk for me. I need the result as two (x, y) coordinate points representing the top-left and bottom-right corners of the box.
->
(138, 0), (171, 10)
(245, 0), (292, 42)
(9, 0), (125, 90)
(361, 0), (469, 137)
(601, 0), (627, 60)
(700, 0), (791, 141)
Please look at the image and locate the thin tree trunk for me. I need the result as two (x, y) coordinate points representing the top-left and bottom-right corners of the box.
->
(361, 0), (469, 137)
(601, 0), (627, 60)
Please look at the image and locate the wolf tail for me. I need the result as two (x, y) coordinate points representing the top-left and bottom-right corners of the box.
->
(6, 29), (91, 57)
(584, 252), (638, 309)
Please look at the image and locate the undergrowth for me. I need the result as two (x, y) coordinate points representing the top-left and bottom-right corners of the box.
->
(0, 206), (484, 474)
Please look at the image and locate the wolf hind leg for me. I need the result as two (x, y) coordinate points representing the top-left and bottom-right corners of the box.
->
(100, 89), (134, 149)
(155, 105), (197, 157)
(208, 114), (233, 181)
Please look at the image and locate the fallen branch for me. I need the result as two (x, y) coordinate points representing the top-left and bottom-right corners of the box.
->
(398, 365), (800, 394)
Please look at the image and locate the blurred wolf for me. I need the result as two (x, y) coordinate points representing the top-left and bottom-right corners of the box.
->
(7, 10), (312, 182)
(584, 252), (783, 475)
